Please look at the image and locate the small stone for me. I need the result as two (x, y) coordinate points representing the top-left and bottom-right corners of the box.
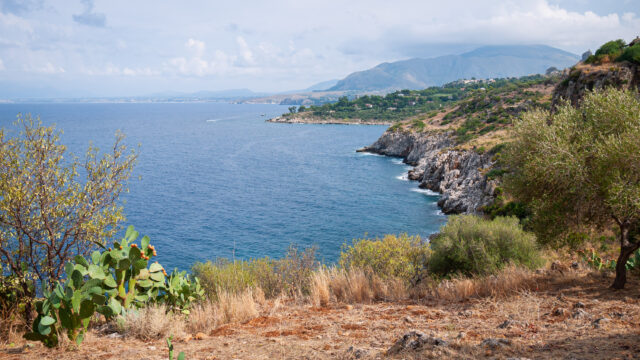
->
(195, 332), (207, 340)
(346, 346), (368, 359)
(573, 302), (585, 309)
(148, 346), (157, 350)
(552, 308), (567, 317)
(571, 261), (579, 269)
(481, 338), (511, 349)
(592, 317), (610, 328)
(456, 332), (466, 339)
(387, 331), (448, 355)
(344, 305), (353, 311)
(106, 333), (123, 339)
(458, 310), (473, 317)
(571, 309), (590, 319)
(610, 312), (625, 319)
(497, 319), (526, 329)
(404, 316), (414, 324)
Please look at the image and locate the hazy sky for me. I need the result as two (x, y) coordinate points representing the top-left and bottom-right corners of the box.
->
(0, 0), (638, 97)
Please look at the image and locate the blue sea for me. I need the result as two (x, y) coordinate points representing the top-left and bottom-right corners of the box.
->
(0, 103), (446, 270)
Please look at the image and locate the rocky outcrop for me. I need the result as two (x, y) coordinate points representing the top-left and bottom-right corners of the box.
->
(552, 62), (640, 107)
(358, 130), (497, 214)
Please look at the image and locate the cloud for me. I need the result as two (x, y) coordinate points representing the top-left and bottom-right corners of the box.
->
(24, 62), (65, 74)
(0, 58), (5, 71)
(73, 0), (106, 27)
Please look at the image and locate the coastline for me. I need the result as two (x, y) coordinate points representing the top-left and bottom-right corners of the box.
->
(267, 115), (392, 125)
(358, 130), (497, 214)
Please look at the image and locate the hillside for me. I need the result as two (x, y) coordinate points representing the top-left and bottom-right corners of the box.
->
(328, 45), (578, 92)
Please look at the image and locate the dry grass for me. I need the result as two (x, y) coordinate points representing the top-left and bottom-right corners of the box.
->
(310, 268), (408, 305)
(428, 265), (542, 302)
(187, 288), (259, 334)
(119, 304), (186, 341)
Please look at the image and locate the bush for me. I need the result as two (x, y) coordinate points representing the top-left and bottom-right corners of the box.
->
(617, 43), (640, 64)
(429, 215), (542, 277)
(339, 234), (430, 281)
(595, 39), (626, 56)
(192, 245), (319, 299)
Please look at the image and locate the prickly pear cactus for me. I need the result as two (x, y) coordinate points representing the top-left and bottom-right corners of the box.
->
(24, 265), (103, 347)
(88, 225), (167, 317)
(163, 269), (205, 314)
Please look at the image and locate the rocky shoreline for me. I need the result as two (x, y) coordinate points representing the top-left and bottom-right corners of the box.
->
(358, 130), (497, 214)
(267, 116), (391, 125)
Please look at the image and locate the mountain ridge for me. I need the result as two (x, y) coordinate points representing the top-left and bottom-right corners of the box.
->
(329, 45), (579, 92)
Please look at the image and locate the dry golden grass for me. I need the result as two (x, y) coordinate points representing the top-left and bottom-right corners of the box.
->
(429, 265), (541, 301)
(311, 268), (408, 305)
(119, 304), (186, 341)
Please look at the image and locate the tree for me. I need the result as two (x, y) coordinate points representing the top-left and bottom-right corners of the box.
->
(0, 114), (137, 305)
(503, 88), (640, 289)
(288, 106), (297, 114)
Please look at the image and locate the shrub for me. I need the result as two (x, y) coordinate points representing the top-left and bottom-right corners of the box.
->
(595, 39), (626, 56)
(339, 234), (430, 281)
(192, 245), (318, 300)
(429, 215), (542, 277)
(617, 43), (640, 64)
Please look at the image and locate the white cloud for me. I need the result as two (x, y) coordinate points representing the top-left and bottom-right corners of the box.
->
(23, 62), (65, 74)
(0, 58), (4, 71)
(1, 0), (639, 95)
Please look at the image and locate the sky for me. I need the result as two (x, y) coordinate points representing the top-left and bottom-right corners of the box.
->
(0, 0), (638, 98)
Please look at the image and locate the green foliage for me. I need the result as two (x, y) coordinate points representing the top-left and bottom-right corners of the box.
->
(578, 248), (616, 271)
(23, 266), (103, 347)
(410, 119), (425, 131)
(595, 39), (626, 57)
(24, 225), (204, 347)
(504, 88), (640, 242)
(617, 43), (640, 64)
(167, 335), (186, 360)
(0, 266), (35, 331)
(503, 88), (640, 288)
(192, 245), (319, 299)
(339, 234), (430, 281)
(161, 269), (204, 314)
(429, 215), (542, 277)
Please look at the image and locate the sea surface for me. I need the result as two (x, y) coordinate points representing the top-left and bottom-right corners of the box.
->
(0, 103), (446, 270)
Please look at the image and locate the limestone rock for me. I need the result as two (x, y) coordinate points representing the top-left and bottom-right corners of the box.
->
(361, 131), (497, 214)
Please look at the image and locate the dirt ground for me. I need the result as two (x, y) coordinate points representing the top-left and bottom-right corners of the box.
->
(2, 269), (639, 360)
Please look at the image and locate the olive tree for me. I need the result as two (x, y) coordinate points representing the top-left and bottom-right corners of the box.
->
(504, 88), (640, 289)
(0, 114), (137, 300)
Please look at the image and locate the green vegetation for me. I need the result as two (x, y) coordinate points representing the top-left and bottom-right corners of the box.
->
(503, 88), (640, 289)
(339, 234), (430, 281)
(585, 38), (640, 65)
(24, 226), (204, 347)
(192, 246), (318, 299)
(279, 74), (558, 147)
(428, 215), (542, 277)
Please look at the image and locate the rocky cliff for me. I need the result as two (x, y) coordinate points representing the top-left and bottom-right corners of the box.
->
(552, 61), (640, 107)
(358, 130), (498, 214)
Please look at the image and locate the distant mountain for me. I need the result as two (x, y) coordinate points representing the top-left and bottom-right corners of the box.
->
(303, 79), (340, 92)
(329, 45), (579, 91)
